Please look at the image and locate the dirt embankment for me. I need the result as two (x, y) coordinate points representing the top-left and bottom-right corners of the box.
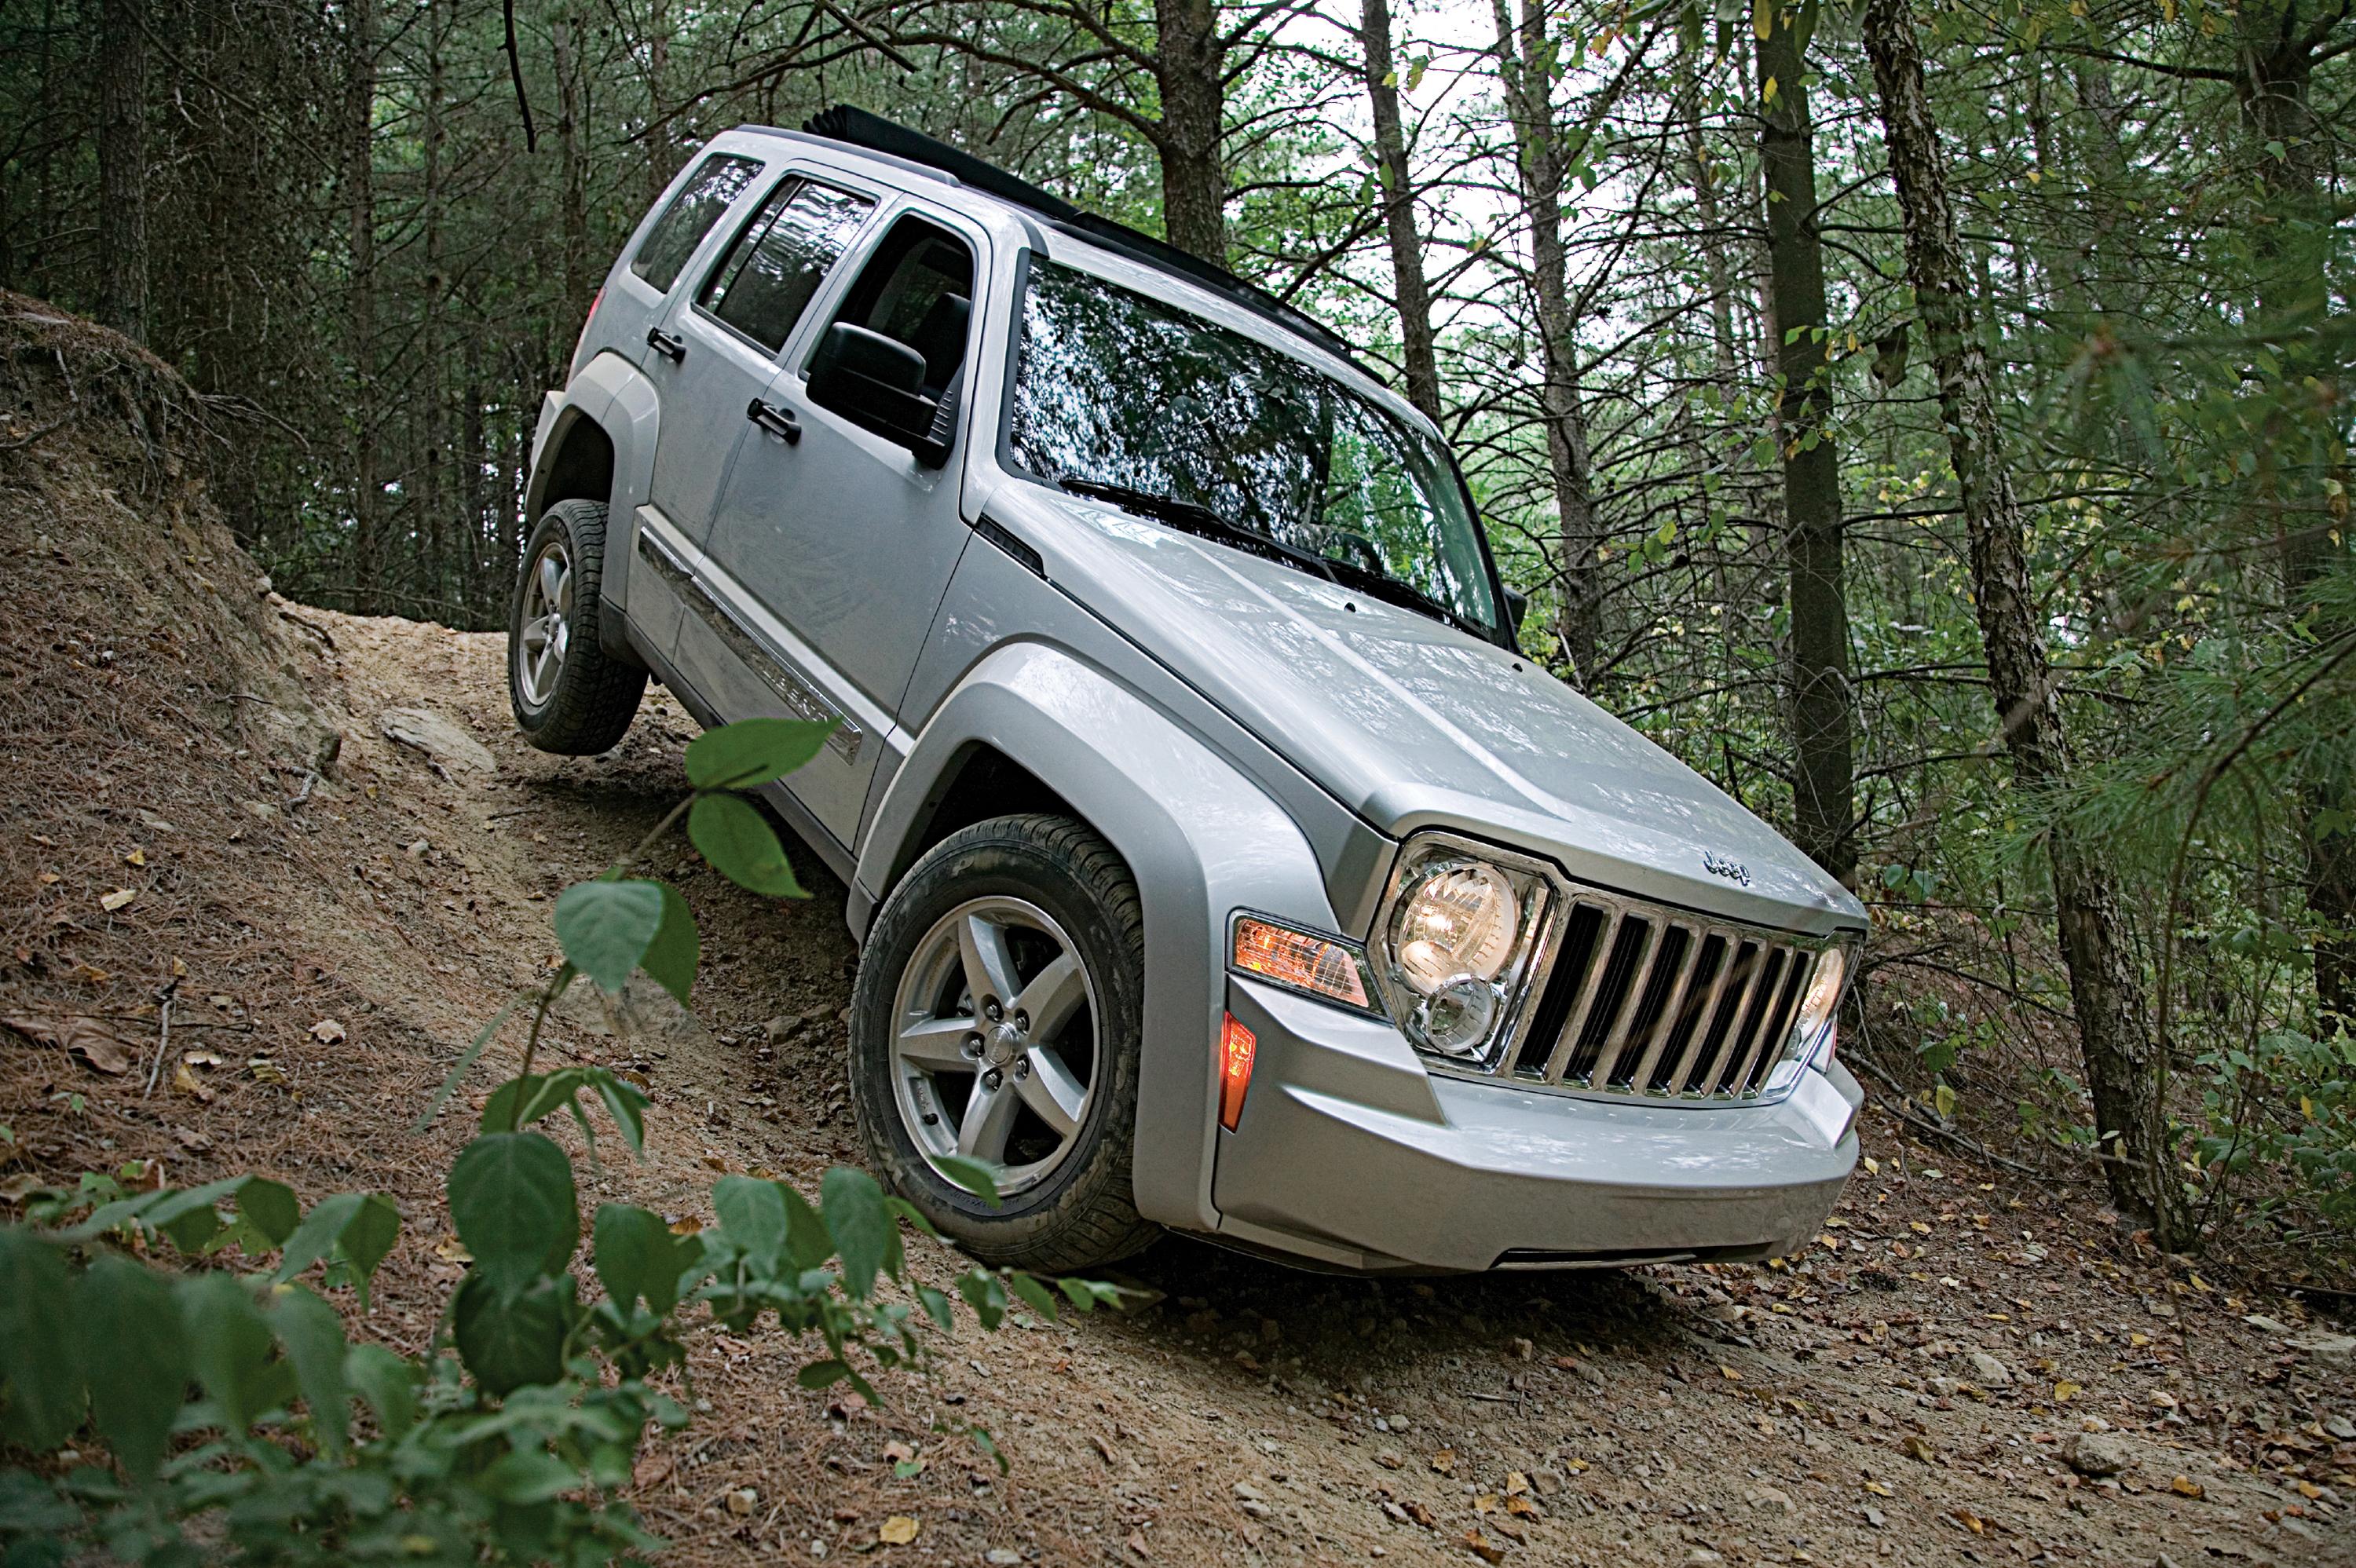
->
(2, 296), (2352, 1568)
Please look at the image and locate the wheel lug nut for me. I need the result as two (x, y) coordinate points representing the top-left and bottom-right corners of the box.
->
(982, 1068), (1004, 1090)
(1015, 1058), (1030, 1080)
(1014, 1012), (1030, 1034)
(984, 998), (1003, 1022)
(964, 1033), (983, 1056)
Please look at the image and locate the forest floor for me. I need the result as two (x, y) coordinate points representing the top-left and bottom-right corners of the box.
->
(2, 296), (2354, 1568)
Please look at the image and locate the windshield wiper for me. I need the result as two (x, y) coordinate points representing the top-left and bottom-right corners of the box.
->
(1056, 477), (1494, 641)
(1056, 479), (1341, 584)
(1315, 556), (1494, 641)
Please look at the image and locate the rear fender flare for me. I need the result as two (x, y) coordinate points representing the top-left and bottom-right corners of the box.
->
(525, 352), (660, 628)
(856, 641), (1341, 1234)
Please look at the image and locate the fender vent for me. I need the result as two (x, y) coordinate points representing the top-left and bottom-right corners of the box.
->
(975, 517), (1044, 579)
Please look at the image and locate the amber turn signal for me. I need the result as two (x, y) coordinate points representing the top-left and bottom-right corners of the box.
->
(1219, 1012), (1257, 1131)
(1231, 916), (1371, 1009)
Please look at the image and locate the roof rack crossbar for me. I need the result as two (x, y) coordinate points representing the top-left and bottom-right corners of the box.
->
(800, 104), (1371, 375)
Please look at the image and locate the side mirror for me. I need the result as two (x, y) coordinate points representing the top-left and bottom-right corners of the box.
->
(1502, 586), (1529, 640)
(806, 323), (950, 467)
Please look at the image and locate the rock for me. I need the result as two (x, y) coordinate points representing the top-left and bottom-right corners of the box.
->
(2288, 1331), (2355, 1367)
(2066, 1434), (2135, 1478)
(379, 706), (496, 773)
(1743, 1485), (1797, 1515)
(986, 1552), (1022, 1566)
(1967, 1351), (2013, 1387)
(2242, 1315), (2292, 1336)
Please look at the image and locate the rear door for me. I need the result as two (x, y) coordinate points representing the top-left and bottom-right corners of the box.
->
(638, 172), (880, 573)
(679, 199), (988, 848)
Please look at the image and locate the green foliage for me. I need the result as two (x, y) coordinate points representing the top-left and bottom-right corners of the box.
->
(2193, 1024), (2356, 1237)
(0, 722), (1119, 1563)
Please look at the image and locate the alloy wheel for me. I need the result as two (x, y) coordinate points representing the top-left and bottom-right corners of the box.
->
(888, 895), (1099, 1197)
(515, 539), (574, 709)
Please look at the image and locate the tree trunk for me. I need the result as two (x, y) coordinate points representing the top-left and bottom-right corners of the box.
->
(2234, 1), (2354, 1027)
(421, 0), (448, 618)
(1152, 0), (1227, 261)
(643, 0), (675, 212)
(94, 0), (147, 342)
(1492, 0), (1602, 689)
(1359, 0), (1442, 425)
(1864, 0), (2171, 1232)
(346, 0), (381, 614)
(552, 12), (592, 334)
(1754, 3), (1855, 886)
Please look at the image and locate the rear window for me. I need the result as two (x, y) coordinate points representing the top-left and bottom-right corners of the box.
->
(630, 155), (760, 293)
(697, 180), (874, 353)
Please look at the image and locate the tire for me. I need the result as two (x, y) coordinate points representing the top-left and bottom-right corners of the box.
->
(507, 499), (646, 755)
(849, 814), (1161, 1274)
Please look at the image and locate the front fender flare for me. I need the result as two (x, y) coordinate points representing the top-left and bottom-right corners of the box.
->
(856, 642), (1344, 1235)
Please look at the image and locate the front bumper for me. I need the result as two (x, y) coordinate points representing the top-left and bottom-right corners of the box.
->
(1208, 976), (1862, 1273)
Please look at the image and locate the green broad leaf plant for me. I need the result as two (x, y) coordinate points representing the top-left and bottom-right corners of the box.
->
(0, 719), (1123, 1566)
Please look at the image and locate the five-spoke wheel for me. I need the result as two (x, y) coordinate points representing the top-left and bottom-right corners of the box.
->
(849, 814), (1159, 1272)
(515, 539), (573, 709)
(891, 896), (1098, 1196)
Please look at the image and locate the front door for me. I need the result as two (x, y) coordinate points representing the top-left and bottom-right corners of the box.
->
(680, 203), (986, 849)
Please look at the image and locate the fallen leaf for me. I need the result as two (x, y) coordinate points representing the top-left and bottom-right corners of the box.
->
(309, 1018), (346, 1044)
(1864, 1479), (1893, 1497)
(124, 848), (145, 867)
(2055, 1381), (2082, 1403)
(1474, 1493), (1498, 1513)
(1952, 1507), (1984, 1533)
(1505, 1497), (1540, 1518)
(879, 1515), (919, 1544)
(5, 1014), (134, 1075)
(1901, 1435), (1936, 1464)
(100, 888), (137, 912)
(1721, 1364), (1743, 1380)
(1431, 1449), (1456, 1475)
(174, 1128), (212, 1152)
(725, 1487), (757, 1516)
(182, 1048), (223, 1067)
(1504, 1471), (1529, 1496)
(1458, 1530), (1505, 1565)
(247, 1055), (287, 1085)
(2170, 1475), (2205, 1499)
(172, 1062), (214, 1102)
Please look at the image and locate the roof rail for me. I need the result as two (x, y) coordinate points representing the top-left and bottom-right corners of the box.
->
(799, 105), (1370, 374)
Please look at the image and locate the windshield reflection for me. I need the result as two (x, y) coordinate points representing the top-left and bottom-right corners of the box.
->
(1006, 261), (1501, 633)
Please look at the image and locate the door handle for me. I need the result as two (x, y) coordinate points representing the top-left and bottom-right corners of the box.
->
(646, 327), (686, 363)
(746, 397), (800, 444)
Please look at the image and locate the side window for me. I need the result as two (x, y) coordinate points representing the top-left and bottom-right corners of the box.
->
(630, 155), (760, 293)
(820, 216), (975, 396)
(698, 180), (875, 354)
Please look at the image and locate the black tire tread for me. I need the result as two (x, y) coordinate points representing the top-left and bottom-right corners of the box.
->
(509, 499), (646, 755)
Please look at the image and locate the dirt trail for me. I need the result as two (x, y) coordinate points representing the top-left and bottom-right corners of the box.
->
(2, 301), (2351, 1568)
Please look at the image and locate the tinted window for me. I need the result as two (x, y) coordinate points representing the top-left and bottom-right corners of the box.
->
(825, 218), (975, 394)
(1008, 262), (1498, 630)
(630, 155), (760, 293)
(700, 181), (874, 353)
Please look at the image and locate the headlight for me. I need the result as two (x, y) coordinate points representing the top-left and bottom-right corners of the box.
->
(1376, 839), (1551, 1066)
(1791, 945), (1847, 1065)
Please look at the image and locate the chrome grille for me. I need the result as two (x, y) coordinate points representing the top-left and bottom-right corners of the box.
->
(1510, 890), (1822, 1100)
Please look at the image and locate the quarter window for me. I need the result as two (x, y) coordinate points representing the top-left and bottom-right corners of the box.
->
(629, 155), (760, 293)
(699, 180), (875, 354)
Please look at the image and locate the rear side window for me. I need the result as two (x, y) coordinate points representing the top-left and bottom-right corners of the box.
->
(630, 155), (760, 293)
(699, 180), (875, 353)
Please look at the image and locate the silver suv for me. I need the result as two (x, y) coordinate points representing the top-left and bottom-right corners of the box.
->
(509, 108), (1867, 1275)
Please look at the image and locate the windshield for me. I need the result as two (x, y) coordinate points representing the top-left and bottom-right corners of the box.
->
(1005, 260), (1502, 634)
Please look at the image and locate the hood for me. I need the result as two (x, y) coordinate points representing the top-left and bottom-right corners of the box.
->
(993, 485), (1866, 936)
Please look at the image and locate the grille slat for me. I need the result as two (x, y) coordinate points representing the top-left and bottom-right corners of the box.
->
(1663, 936), (1738, 1095)
(1582, 919), (1663, 1089)
(1507, 886), (1829, 1103)
(1626, 923), (1705, 1092)
(1538, 907), (1621, 1081)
